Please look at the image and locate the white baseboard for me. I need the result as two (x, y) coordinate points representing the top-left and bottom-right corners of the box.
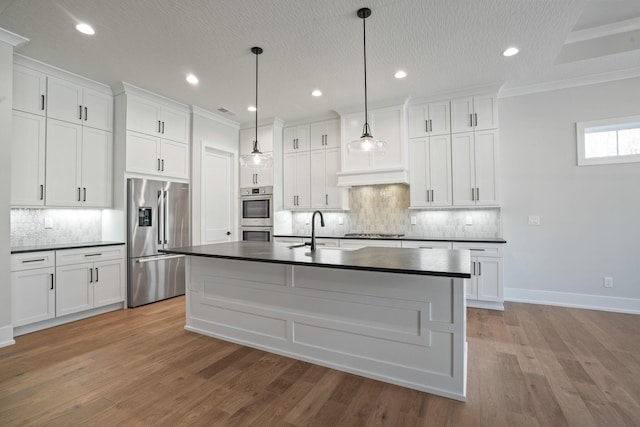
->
(505, 288), (640, 315)
(0, 325), (15, 348)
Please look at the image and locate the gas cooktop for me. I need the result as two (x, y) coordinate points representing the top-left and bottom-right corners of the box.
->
(343, 233), (405, 239)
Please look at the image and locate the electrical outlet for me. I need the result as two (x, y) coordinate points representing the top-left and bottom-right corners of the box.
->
(528, 215), (541, 226)
(465, 216), (473, 226)
(338, 216), (344, 225)
(603, 277), (613, 288)
(410, 216), (417, 225)
(44, 218), (53, 229)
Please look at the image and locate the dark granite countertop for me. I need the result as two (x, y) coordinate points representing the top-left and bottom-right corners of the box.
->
(11, 241), (125, 254)
(161, 241), (471, 278)
(274, 234), (507, 244)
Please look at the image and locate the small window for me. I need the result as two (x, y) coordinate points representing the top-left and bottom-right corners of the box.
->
(577, 115), (640, 165)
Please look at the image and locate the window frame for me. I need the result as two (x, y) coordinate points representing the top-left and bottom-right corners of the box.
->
(576, 115), (640, 166)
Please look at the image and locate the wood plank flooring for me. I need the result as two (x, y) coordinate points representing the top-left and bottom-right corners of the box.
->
(1, 297), (639, 426)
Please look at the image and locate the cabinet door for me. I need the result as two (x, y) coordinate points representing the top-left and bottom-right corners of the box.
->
(451, 132), (475, 206)
(428, 101), (451, 136)
(46, 119), (82, 206)
(310, 120), (340, 150)
(283, 153), (297, 209)
(241, 167), (257, 187)
(324, 148), (341, 208)
(429, 134), (452, 206)
(161, 140), (189, 179)
(160, 105), (189, 143)
(409, 138), (428, 207)
(83, 88), (113, 131)
(241, 126), (273, 155)
(341, 114), (371, 171)
(474, 130), (499, 206)
(283, 125), (309, 153)
(473, 95), (498, 130)
(126, 130), (161, 175)
(408, 105), (429, 138)
(56, 263), (93, 317)
(295, 152), (310, 208)
(465, 277), (477, 300)
(127, 95), (162, 136)
(47, 76), (83, 125)
(450, 97), (474, 134)
(11, 267), (55, 326)
(11, 111), (46, 206)
(82, 127), (112, 207)
(476, 257), (502, 302)
(93, 259), (124, 307)
(13, 65), (46, 116)
(256, 168), (274, 186)
(309, 150), (326, 208)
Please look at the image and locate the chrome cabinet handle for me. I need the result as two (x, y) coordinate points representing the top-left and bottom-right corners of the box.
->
(162, 121), (165, 134)
(325, 194), (328, 205)
(79, 105), (83, 120)
(41, 95), (45, 111)
(431, 189), (434, 202)
(472, 262), (476, 275)
(157, 190), (163, 244)
(469, 113), (473, 127)
(40, 184), (44, 200)
(50, 273), (54, 290)
(84, 106), (88, 121)
(84, 253), (102, 257)
(426, 189), (430, 202)
(476, 188), (479, 201)
(163, 190), (168, 244)
(429, 119), (433, 132)
(425, 120), (429, 133)
(471, 188), (475, 201)
(474, 113), (478, 127)
(89, 267), (93, 283)
(157, 158), (161, 171)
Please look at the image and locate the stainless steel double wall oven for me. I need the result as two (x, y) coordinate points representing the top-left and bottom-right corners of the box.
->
(240, 186), (273, 241)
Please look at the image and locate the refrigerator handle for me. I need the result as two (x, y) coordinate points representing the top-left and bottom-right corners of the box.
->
(164, 190), (168, 244)
(157, 190), (163, 245)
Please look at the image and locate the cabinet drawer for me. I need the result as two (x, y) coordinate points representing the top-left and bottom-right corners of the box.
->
(452, 242), (503, 257)
(401, 241), (453, 250)
(56, 245), (125, 266)
(11, 251), (55, 272)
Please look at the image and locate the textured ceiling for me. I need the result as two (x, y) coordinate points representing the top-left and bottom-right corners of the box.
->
(1, 0), (639, 126)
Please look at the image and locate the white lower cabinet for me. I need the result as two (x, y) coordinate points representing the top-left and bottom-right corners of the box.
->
(11, 246), (125, 334)
(10, 252), (56, 327)
(452, 242), (503, 308)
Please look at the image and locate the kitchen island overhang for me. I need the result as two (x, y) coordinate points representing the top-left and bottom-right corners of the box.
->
(161, 242), (471, 401)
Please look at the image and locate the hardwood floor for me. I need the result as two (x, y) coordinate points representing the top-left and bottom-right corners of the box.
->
(1, 297), (639, 426)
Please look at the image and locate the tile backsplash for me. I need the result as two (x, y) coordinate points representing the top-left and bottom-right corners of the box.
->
(289, 184), (502, 238)
(11, 209), (103, 247)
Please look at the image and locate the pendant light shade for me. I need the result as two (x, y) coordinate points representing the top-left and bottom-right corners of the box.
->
(348, 7), (387, 154)
(240, 46), (273, 169)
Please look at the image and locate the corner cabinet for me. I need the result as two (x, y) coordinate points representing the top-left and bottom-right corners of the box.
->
(115, 83), (191, 180)
(11, 58), (114, 208)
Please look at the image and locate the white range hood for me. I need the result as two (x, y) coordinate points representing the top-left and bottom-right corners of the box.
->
(337, 166), (409, 187)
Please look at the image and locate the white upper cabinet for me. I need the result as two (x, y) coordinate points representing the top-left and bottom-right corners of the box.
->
(409, 135), (452, 207)
(310, 147), (345, 209)
(45, 119), (112, 207)
(13, 64), (46, 116)
(451, 129), (499, 206)
(451, 95), (498, 133)
(47, 76), (113, 131)
(310, 119), (340, 150)
(126, 94), (189, 143)
(11, 111), (46, 206)
(408, 101), (450, 138)
(283, 125), (310, 153)
(283, 151), (310, 209)
(240, 126), (274, 155)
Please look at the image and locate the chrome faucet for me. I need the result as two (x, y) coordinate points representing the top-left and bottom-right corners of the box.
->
(309, 210), (325, 252)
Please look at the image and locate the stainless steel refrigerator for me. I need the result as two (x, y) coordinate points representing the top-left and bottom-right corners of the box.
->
(127, 178), (190, 307)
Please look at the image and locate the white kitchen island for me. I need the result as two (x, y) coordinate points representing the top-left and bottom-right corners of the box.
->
(161, 241), (471, 401)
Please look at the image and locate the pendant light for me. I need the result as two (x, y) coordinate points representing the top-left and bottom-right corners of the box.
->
(347, 7), (387, 153)
(240, 46), (273, 169)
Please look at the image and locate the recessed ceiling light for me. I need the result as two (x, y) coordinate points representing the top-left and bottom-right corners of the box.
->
(502, 47), (519, 57)
(248, 106), (257, 112)
(186, 74), (199, 85)
(311, 89), (322, 97)
(75, 23), (95, 35)
(394, 70), (407, 79)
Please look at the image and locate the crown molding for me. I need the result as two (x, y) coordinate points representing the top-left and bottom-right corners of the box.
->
(0, 27), (28, 47)
(191, 105), (240, 129)
(566, 17), (640, 44)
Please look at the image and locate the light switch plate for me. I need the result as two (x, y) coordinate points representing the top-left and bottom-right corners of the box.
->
(528, 215), (541, 226)
(410, 216), (417, 225)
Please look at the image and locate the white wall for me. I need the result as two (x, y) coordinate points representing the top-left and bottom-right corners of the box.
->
(190, 108), (239, 245)
(500, 77), (640, 313)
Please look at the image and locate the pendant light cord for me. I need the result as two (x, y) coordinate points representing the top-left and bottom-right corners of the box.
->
(254, 49), (259, 152)
(362, 13), (369, 137)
